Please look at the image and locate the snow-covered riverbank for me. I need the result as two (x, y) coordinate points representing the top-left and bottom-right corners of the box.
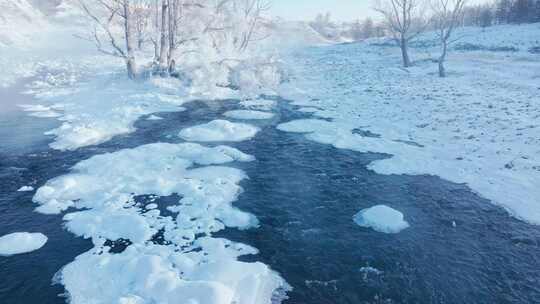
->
(279, 23), (540, 224)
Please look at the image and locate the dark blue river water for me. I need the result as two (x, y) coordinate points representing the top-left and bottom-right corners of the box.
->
(1, 81), (539, 304)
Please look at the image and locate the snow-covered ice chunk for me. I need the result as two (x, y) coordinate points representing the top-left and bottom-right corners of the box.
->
(32, 142), (289, 303)
(0, 232), (47, 256)
(34, 143), (255, 215)
(59, 241), (289, 304)
(223, 110), (274, 120)
(145, 203), (158, 210)
(353, 205), (410, 234)
(17, 186), (34, 192)
(146, 114), (163, 121)
(179, 120), (260, 142)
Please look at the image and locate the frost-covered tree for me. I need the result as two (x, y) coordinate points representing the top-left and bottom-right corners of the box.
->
(309, 12), (345, 41)
(132, 1), (152, 50)
(361, 18), (375, 39)
(76, 0), (275, 92)
(431, 0), (467, 77)
(79, 0), (139, 79)
(375, 0), (427, 67)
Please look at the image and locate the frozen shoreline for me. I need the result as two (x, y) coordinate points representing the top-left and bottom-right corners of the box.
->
(278, 23), (540, 225)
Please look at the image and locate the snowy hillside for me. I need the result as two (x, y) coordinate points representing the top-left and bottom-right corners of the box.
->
(266, 21), (336, 48)
(280, 23), (540, 224)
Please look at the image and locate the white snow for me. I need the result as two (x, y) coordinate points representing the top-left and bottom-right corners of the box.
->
(279, 23), (540, 225)
(17, 185), (34, 192)
(145, 203), (158, 210)
(353, 205), (410, 234)
(0, 232), (47, 256)
(146, 114), (164, 121)
(179, 120), (260, 142)
(224, 110), (275, 120)
(27, 76), (196, 151)
(33, 142), (288, 303)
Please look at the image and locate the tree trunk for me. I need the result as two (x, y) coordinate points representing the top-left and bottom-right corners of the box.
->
(126, 57), (137, 80)
(124, 1), (138, 79)
(158, 0), (169, 70)
(400, 37), (411, 67)
(167, 0), (178, 73)
(438, 41), (448, 78)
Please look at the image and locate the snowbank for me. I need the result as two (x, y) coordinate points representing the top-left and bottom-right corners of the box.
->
(353, 205), (410, 234)
(0, 232), (47, 256)
(33, 143), (289, 303)
(25, 75), (196, 151)
(179, 120), (260, 142)
(224, 110), (275, 120)
(279, 23), (540, 225)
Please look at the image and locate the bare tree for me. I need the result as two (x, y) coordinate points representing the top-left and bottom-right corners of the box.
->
(78, 0), (139, 79)
(158, 0), (169, 69)
(432, 0), (467, 77)
(374, 0), (427, 67)
(132, 1), (152, 50)
(237, 0), (271, 52)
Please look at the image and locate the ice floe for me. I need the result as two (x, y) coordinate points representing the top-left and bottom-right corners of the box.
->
(33, 142), (289, 303)
(179, 120), (260, 142)
(223, 110), (275, 120)
(353, 205), (410, 234)
(146, 114), (164, 121)
(17, 185), (34, 192)
(0, 232), (47, 256)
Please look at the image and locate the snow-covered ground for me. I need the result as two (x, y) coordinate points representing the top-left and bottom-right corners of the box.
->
(279, 23), (540, 225)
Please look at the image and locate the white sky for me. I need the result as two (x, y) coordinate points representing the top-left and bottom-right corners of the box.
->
(270, 0), (491, 22)
(270, 0), (376, 21)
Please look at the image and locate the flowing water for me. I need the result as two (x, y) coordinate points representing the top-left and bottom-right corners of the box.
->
(1, 82), (539, 304)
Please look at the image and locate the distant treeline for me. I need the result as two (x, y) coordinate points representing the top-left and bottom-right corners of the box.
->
(463, 0), (540, 27)
(310, 0), (540, 42)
